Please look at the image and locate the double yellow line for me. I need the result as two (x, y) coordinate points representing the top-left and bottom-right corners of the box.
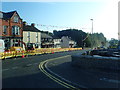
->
(39, 55), (80, 89)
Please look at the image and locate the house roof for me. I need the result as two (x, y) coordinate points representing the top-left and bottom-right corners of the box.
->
(3, 11), (15, 19)
(1, 11), (22, 20)
(52, 36), (60, 39)
(61, 36), (74, 41)
(41, 33), (53, 39)
(23, 25), (41, 32)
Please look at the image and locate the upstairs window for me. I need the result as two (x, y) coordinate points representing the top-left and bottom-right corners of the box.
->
(3, 25), (8, 35)
(36, 33), (38, 38)
(28, 32), (30, 37)
(13, 16), (19, 23)
(36, 33), (38, 43)
(16, 26), (20, 35)
(12, 26), (20, 35)
(28, 32), (30, 43)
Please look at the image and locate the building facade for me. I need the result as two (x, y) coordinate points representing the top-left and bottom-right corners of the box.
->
(53, 38), (61, 48)
(41, 33), (54, 48)
(0, 11), (23, 50)
(53, 36), (61, 48)
(23, 23), (41, 49)
(60, 36), (76, 48)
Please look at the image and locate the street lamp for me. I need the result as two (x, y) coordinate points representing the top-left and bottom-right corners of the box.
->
(118, 32), (120, 50)
(90, 19), (93, 49)
(90, 19), (93, 34)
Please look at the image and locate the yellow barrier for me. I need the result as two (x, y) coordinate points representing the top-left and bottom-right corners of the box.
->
(0, 48), (82, 60)
(0, 52), (4, 59)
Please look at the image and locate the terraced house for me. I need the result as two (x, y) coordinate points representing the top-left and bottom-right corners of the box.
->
(41, 33), (54, 48)
(0, 11), (23, 50)
(23, 22), (41, 49)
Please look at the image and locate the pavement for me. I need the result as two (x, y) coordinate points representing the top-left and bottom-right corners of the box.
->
(2, 50), (120, 88)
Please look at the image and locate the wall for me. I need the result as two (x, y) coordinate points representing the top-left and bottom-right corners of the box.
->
(61, 37), (69, 48)
(71, 55), (120, 71)
(23, 31), (41, 48)
(23, 31), (28, 43)
(53, 39), (61, 48)
(0, 12), (23, 49)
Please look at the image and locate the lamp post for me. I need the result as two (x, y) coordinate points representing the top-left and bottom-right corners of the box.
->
(90, 19), (93, 49)
(118, 32), (120, 50)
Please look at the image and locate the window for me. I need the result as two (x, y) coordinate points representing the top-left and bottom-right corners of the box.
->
(12, 39), (19, 47)
(35, 44), (38, 48)
(36, 33), (38, 38)
(49, 38), (52, 41)
(12, 26), (15, 35)
(12, 26), (20, 35)
(28, 32), (30, 43)
(13, 16), (19, 22)
(28, 32), (30, 37)
(36, 33), (38, 43)
(3, 25), (8, 35)
(16, 27), (20, 35)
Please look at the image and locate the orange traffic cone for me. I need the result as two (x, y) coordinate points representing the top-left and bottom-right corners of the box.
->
(22, 51), (25, 58)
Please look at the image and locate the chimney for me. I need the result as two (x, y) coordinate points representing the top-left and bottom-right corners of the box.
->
(23, 21), (27, 26)
(31, 23), (35, 27)
(0, 12), (3, 19)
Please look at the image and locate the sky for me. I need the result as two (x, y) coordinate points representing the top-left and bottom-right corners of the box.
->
(1, 0), (119, 40)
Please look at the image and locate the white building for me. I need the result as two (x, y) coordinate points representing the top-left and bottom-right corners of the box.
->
(53, 36), (61, 48)
(54, 36), (76, 48)
(23, 23), (41, 49)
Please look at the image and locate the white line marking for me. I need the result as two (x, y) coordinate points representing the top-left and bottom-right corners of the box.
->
(12, 67), (18, 69)
(2, 69), (9, 71)
(26, 64), (32, 66)
(100, 78), (120, 84)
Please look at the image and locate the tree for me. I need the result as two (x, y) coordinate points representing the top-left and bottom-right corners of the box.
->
(53, 29), (107, 48)
(109, 38), (118, 48)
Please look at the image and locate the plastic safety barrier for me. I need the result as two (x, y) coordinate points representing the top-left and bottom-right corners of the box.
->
(0, 48), (82, 60)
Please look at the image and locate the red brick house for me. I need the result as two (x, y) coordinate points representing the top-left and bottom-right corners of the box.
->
(0, 11), (23, 50)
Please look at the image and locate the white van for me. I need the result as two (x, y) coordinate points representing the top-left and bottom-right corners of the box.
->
(0, 39), (5, 53)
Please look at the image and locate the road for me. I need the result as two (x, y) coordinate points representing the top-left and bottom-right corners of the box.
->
(2, 50), (120, 88)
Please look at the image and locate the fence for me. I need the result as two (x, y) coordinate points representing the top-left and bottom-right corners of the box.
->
(0, 48), (82, 60)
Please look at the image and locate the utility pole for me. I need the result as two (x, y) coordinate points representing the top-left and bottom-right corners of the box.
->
(118, 32), (120, 50)
(90, 19), (93, 49)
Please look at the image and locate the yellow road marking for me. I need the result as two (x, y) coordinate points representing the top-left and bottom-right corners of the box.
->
(39, 64), (70, 88)
(39, 55), (80, 89)
(40, 61), (76, 89)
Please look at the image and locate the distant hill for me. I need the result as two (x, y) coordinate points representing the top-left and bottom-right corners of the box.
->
(53, 29), (107, 48)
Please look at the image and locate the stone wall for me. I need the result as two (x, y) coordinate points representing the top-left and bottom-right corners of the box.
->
(71, 55), (120, 71)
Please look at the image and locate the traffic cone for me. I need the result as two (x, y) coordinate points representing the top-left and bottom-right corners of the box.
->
(22, 51), (25, 58)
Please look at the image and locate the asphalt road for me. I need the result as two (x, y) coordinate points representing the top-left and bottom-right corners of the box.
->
(2, 50), (120, 88)
(2, 50), (86, 88)
(47, 56), (120, 88)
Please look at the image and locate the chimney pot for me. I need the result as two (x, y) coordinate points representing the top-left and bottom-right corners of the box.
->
(31, 23), (35, 27)
(23, 21), (27, 26)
